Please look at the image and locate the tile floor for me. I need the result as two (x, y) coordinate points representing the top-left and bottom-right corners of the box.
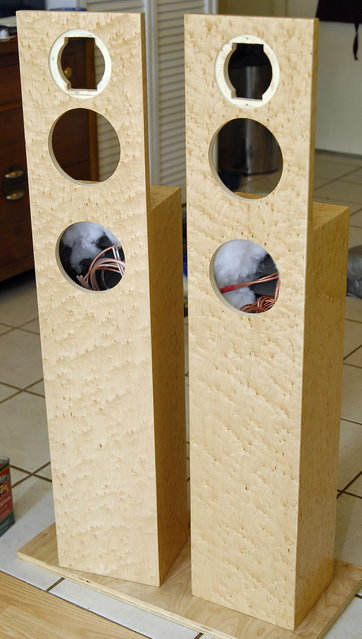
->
(0, 150), (361, 638)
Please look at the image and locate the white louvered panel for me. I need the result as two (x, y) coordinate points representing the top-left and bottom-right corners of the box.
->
(85, 0), (216, 191)
(157, 0), (216, 198)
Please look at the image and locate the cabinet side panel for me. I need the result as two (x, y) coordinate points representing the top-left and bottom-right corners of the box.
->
(17, 11), (159, 584)
(295, 203), (349, 625)
(148, 186), (189, 582)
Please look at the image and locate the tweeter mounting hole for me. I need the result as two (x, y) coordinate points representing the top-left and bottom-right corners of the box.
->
(215, 35), (279, 107)
(49, 29), (111, 98)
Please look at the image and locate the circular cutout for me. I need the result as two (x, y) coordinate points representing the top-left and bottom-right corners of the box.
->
(215, 35), (279, 107)
(50, 108), (120, 183)
(210, 239), (279, 314)
(49, 30), (111, 98)
(210, 118), (283, 198)
(57, 222), (125, 291)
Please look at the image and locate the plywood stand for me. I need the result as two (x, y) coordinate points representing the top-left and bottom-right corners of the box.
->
(18, 525), (362, 639)
(16, 11), (188, 586)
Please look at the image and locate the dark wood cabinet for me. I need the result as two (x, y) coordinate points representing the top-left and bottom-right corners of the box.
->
(0, 38), (33, 281)
(0, 36), (98, 282)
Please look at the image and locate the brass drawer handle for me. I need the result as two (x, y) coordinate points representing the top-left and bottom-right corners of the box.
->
(5, 168), (25, 179)
(6, 190), (25, 201)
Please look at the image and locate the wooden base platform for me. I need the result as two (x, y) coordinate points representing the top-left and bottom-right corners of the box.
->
(18, 525), (362, 639)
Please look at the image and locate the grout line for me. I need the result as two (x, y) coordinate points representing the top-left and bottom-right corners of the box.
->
(340, 470), (362, 494)
(343, 362), (362, 370)
(344, 317), (362, 326)
(23, 378), (44, 391)
(46, 578), (64, 592)
(17, 316), (39, 329)
(10, 463), (34, 474)
(0, 389), (22, 404)
(11, 474), (32, 488)
(341, 491), (362, 500)
(343, 344), (362, 361)
(350, 207), (362, 216)
(33, 461), (51, 474)
(341, 416), (362, 427)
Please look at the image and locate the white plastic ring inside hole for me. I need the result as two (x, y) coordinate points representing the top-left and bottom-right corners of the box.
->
(49, 29), (111, 98)
(215, 35), (280, 108)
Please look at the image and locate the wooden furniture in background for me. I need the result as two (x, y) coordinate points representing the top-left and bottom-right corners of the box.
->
(17, 11), (188, 586)
(0, 36), (98, 282)
(185, 14), (349, 631)
(0, 38), (33, 282)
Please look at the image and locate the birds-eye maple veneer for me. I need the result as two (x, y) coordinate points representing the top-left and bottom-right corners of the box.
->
(16, 10), (188, 586)
(16, 10), (362, 639)
(185, 14), (353, 630)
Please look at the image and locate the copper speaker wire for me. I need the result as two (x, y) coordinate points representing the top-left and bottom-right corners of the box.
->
(77, 244), (125, 291)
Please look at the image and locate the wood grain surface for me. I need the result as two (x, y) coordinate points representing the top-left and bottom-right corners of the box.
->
(185, 14), (348, 629)
(0, 571), (145, 638)
(16, 11), (188, 585)
(18, 525), (362, 639)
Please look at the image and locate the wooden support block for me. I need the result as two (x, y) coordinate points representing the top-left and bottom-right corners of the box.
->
(185, 14), (349, 629)
(16, 11), (188, 585)
(18, 525), (362, 639)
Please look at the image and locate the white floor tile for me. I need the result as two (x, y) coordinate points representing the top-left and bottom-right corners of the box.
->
(51, 579), (200, 639)
(335, 494), (362, 566)
(345, 297), (362, 323)
(0, 383), (19, 402)
(0, 392), (50, 472)
(0, 329), (43, 388)
(341, 365), (362, 424)
(324, 597), (362, 639)
(0, 275), (38, 326)
(337, 420), (362, 490)
(344, 320), (362, 358)
(0, 476), (56, 589)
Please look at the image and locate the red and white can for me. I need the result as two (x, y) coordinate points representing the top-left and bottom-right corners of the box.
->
(0, 457), (15, 536)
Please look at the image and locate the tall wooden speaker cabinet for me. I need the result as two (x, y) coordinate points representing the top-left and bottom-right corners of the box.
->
(185, 13), (354, 631)
(16, 10), (188, 586)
